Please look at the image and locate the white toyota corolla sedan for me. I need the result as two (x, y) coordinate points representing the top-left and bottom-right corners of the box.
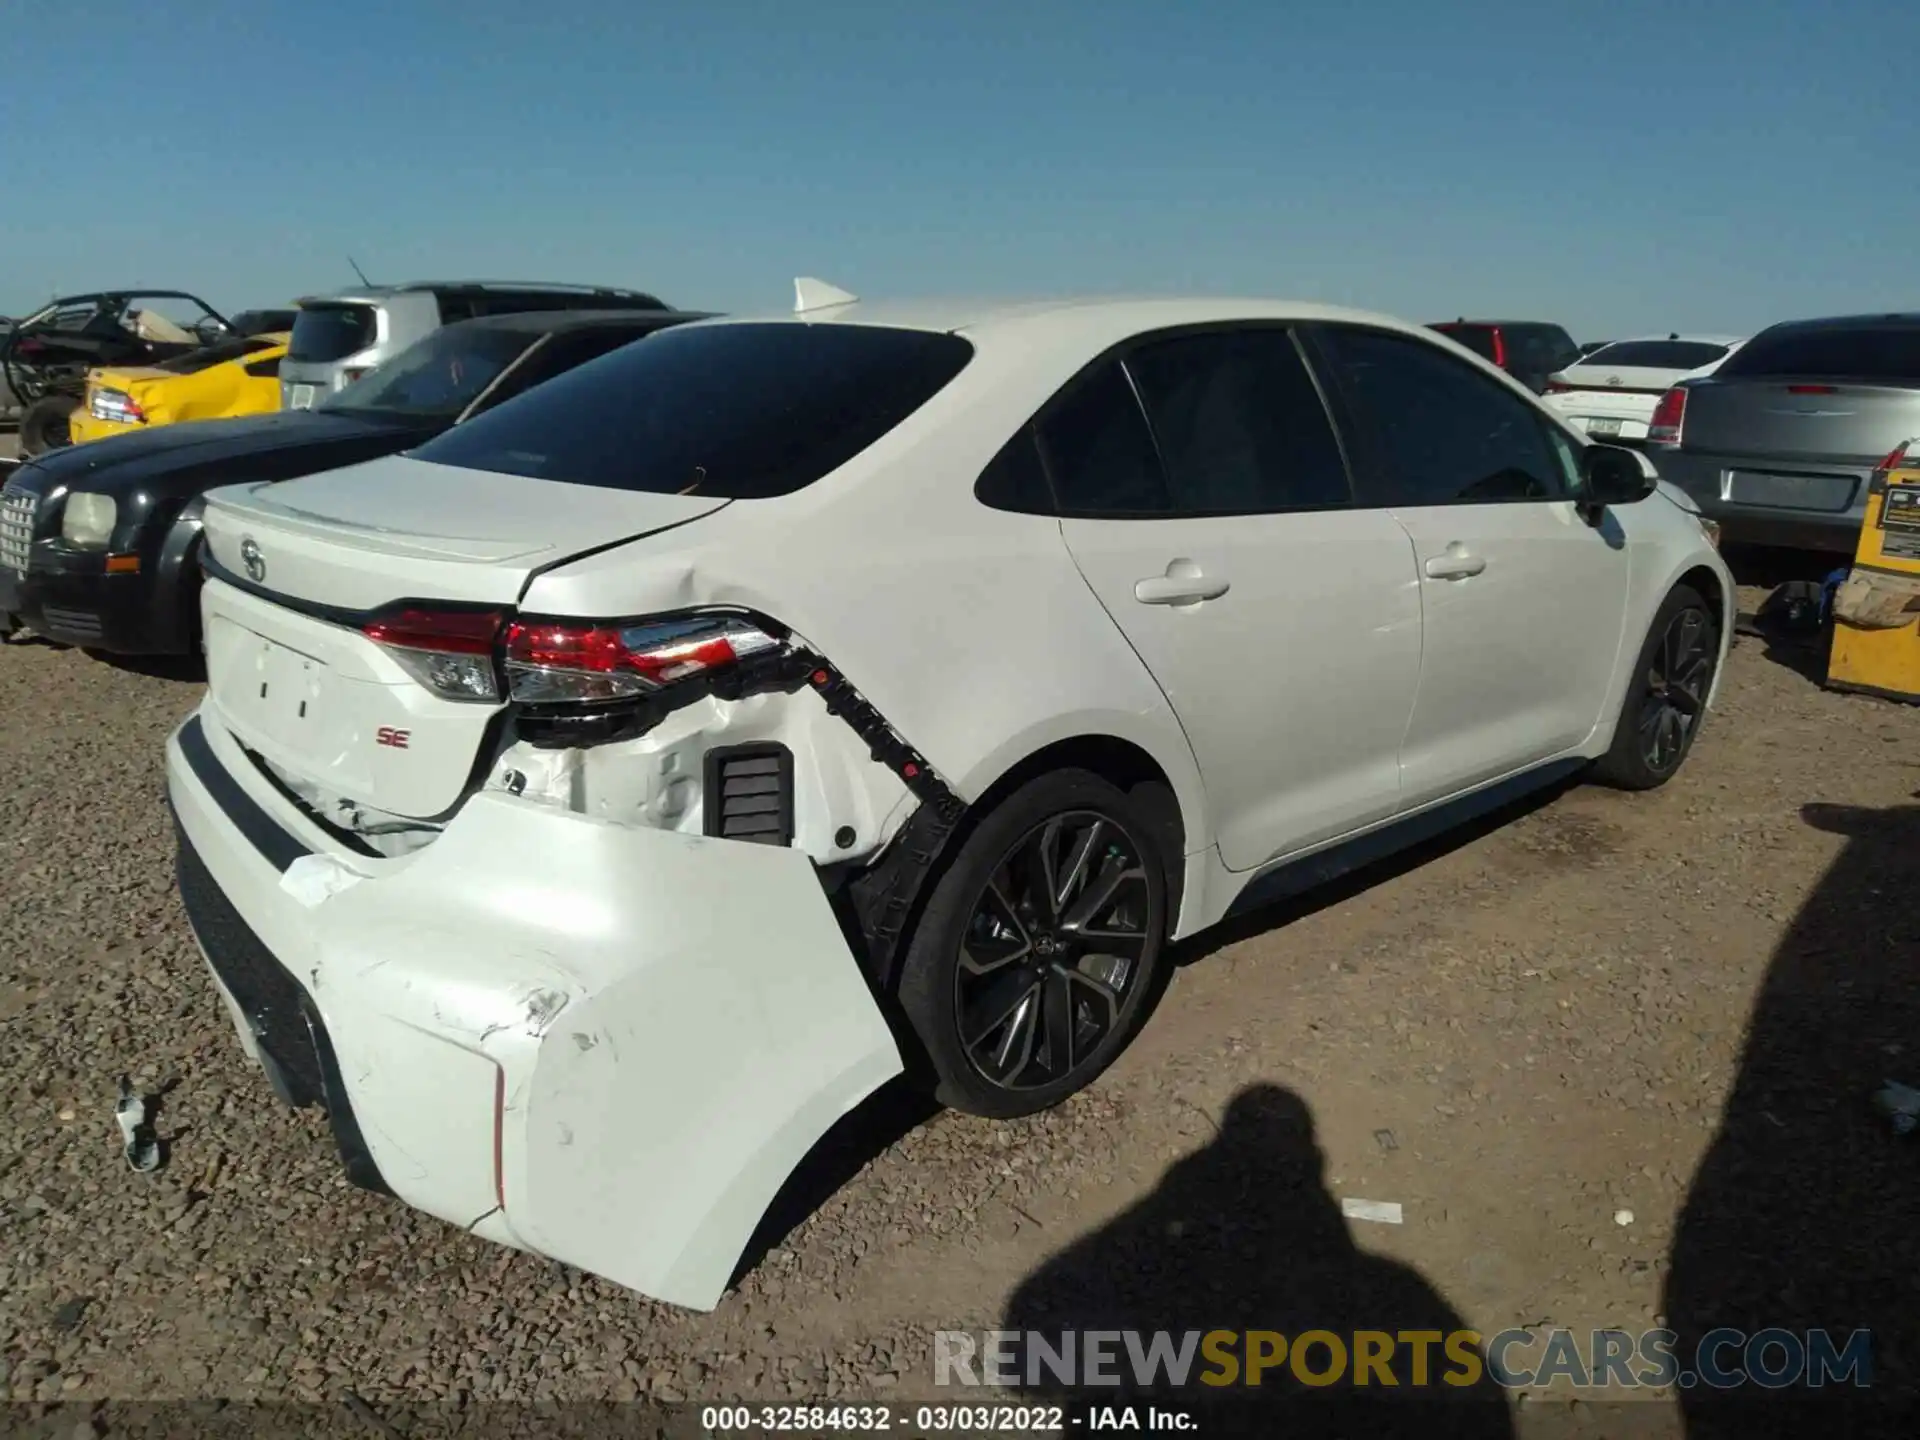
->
(166, 283), (1733, 1310)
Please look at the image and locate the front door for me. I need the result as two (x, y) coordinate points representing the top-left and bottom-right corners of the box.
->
(1310, 324), (1633, 810)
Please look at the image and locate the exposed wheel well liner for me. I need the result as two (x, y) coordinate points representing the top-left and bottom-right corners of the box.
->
(842, 733), (1186, 996)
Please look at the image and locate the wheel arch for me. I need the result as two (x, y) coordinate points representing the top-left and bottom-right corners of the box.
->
(1665, 557), (1735, 709)
(953, 715), (1208, 935)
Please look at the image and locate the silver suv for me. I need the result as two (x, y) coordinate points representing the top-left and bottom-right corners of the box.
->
(279, 280), (670, 409)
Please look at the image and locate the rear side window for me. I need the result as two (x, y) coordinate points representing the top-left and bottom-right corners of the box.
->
(1583, 340), (1729, 371)
(1319, 326), (1565, 505)
(975, 427), (1054, 513)
(1715, 323), (1920, 383)
(412, 322), (973, 497)
(288, 304), (378, 362)
(1034, 362), (1169, 515)
(1124, 329), (1350, 512)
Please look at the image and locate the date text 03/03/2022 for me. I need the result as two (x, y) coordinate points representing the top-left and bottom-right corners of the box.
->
(700, 1403), (1193, 1432)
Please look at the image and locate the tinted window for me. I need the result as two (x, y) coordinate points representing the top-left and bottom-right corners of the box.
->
(289, 304), (378, 362)
(1124, 329), (1349, 513)
(228, 309), (297, 336)
(975, 427), (1054, 513)
(1508, 325), (1580, 373)
(1581, 340), (1729, 371)
(1715, 323), (1920, 383)
(1033, 361), (1168, 515)
(152, 336), (278, 375)
(413, 322), (973, 497)
(1431, 325), (1499, 362)
(1319, 327), (1566, 504)
(465, 323), (679, 415)
(322, 326), (533, 419)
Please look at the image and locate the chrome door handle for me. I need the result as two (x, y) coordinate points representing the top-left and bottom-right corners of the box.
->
(1134, 560), (1230, 605)
(1424, 547), (1486, 580)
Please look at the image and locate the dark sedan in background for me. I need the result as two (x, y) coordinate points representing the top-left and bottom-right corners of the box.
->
(1646, 312), (1920, 553)
(0, 306), (707, 655)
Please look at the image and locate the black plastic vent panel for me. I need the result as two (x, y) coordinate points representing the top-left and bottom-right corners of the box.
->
(704, 743), (795, 846)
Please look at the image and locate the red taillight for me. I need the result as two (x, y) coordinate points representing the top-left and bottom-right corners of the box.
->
(1490, 328), (1508, 369)
(1786, 384), (1837, 395)
(361, 607), (504, 702)
(502, 613), (781, 705)
(1648, 387), (1688, 445)
(341, 366), (376, 386)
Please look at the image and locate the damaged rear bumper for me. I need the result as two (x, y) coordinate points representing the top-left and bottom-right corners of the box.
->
(166, 709), (905, 1310)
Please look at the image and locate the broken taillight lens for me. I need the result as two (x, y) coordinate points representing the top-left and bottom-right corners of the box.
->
(502, 614), (782, 706)
(361, 608), (505, 703)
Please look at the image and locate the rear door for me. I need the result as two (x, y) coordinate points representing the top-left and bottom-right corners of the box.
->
(1050, 327), (1423, 872)
(1311, 323), (1632, 809)
(1676, 323), (1920, 516)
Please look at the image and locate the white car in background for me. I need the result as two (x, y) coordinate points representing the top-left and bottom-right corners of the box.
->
(166, 281), (1733, 1311)
(1544, 334), (1746, 442)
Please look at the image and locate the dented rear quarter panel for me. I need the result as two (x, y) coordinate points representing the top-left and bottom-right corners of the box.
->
(519, 342), (1213, 928)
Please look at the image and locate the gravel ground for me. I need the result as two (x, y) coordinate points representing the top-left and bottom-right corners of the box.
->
(2, 581), (1917, 1437)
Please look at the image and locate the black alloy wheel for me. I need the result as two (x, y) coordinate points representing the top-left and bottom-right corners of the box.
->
(1639, 604), (1715, 775)
(894, 768), (1172, 1118)
(954, 810), (1152, 1093)
(1592, 582), (1719, 790)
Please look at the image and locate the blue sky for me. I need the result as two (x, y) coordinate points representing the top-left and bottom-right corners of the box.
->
(4, 0), (1914, 339)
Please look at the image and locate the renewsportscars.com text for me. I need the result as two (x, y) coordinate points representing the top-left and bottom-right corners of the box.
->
(934, 1327), (1872, 1391)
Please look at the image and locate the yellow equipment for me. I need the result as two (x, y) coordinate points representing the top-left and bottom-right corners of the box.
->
(68, 332), (289, 445)
(1827, 438), (1920, 703)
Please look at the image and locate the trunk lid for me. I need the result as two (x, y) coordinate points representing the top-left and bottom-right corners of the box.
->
(1679, 378), (1920, 463)
(202, 454), (729, 609)
(1553, 363), (1687, 396)
(199, 456), (731, 818)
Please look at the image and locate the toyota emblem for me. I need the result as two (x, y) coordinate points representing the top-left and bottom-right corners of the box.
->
(239, 536), (265, 584)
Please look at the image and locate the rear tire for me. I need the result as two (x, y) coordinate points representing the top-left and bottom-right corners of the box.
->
(19, 395), (77, 457)
(894, 769), (1171, 1119)
(1591, 583), (1719, 790)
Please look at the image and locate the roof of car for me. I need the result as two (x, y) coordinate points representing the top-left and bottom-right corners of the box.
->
(1579, 333), (1746, 349)
(1431, 319), (1568, 330)
(294, 282), (668, 307)
(441, 307), (715, 337)
(678, 294), (1450, 351)
(1760, 311), (1920, 332)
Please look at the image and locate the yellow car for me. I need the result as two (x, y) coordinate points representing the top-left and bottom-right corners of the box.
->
(69, 332), (290, 445)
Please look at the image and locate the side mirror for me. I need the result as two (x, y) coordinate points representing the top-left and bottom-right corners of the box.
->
(1580, 444), (1658, 518)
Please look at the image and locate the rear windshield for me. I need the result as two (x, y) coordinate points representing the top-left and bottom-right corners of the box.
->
(1715, 323), (1920, 383)
(322, 325), (534, 420)
(1431, 325), (1498, 361)
(1580, 340), (1730, 371)
(288, 303), (378, 363)
(228, 309), (297, 336)
(411, 322), (976, 498)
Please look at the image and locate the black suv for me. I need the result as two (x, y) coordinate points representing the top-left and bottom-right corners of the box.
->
(1428, 320), (1583, 394)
